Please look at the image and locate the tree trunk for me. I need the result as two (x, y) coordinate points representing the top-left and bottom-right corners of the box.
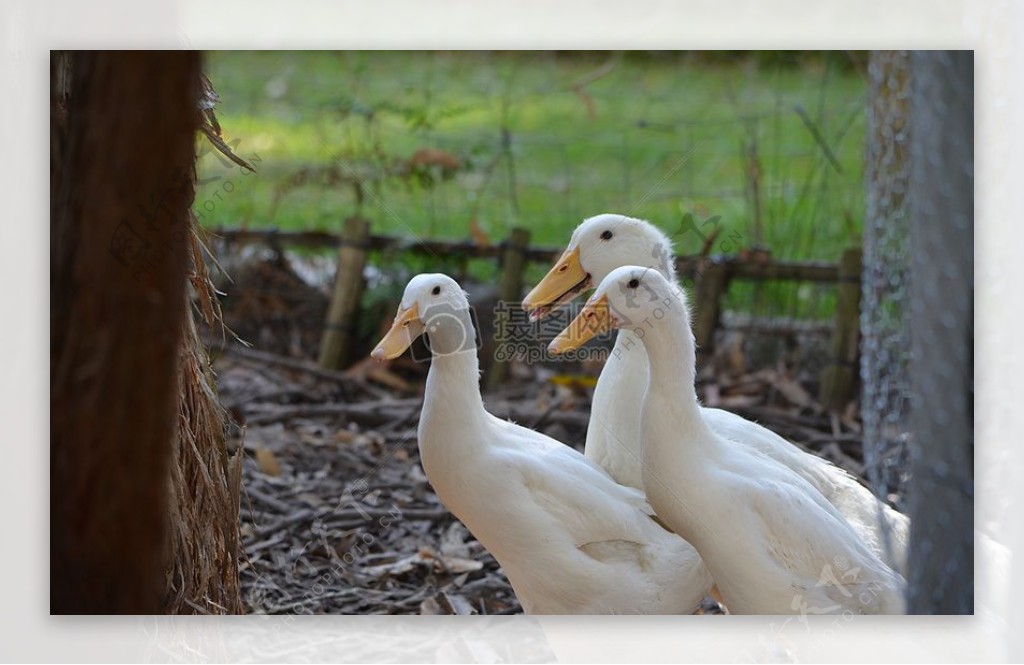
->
(163, 221), (245, 614)
(51, 51), (201, 613)
(905, 50), (974, 615)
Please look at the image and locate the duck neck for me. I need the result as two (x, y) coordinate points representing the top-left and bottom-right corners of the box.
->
(422, 308), (486, 425)
(633, 298), (713, 440)
(612, 327), (648, 365)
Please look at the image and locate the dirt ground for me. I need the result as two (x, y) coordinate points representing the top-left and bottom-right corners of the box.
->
(217, 344), (887, 616)
(208, 252), (900, 615)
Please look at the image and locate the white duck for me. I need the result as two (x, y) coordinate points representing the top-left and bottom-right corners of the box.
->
(371, 273), (712, 615)
(550, 267), (907, 614)
(523, 213), (909, 574)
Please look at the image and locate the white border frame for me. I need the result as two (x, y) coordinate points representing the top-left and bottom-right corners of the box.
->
(5, 0), (1020, 661)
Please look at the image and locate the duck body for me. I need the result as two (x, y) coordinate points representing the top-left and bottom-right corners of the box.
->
(526, 214), (907, 574)
(420, 391), (709, 614)
(552, 267), (907, 614)
(588, 328), (908, 575)
(642, 388), (906, 615)
(377, 274), (711, 615)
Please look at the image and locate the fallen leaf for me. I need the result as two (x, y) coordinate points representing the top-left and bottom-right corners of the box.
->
(255, 447), (281, 476)
(407, 148), (461, 172)
(297, 492), (325, 507)
(717, 394), (761, 409)
(549, 374), (598, 391)
(419, 591), (477, 615)
(444, 593), (477, 615)
(419, 596), (444, 615)
(439, 522), (472, 558)
(363, 552), (428, 578)
(441, 556), (484, 574)
(469, 218), (491, 248)
(299, 431), (325, 446)
(771, 374), (816, 410)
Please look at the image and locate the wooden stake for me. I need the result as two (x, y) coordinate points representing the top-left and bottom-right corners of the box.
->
(319, 217), (370, 369)
(692, 258), (730, 369)
(819, 247), (863, 411)
(487, 227), (531, 390)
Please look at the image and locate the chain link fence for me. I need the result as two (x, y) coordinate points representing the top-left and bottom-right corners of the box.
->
(862, 51), (912, 511)
(202, 51), (870, 325)
(862, 50), (974, 613)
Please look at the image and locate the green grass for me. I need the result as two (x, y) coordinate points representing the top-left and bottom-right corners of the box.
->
(198, 51), (868, 320)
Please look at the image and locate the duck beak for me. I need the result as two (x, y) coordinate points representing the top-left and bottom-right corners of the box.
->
(522, 246), (591, 321)
(371, 303), (424, 361)
(548, 294), (615, 354)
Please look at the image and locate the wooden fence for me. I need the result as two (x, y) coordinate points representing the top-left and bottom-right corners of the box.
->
(209, 221), (861, 410)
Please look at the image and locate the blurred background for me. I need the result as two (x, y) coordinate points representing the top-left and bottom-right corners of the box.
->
(199, 51), (867, 331)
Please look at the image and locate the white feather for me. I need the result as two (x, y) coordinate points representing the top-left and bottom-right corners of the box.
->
(564, 214), (908, 575)
(404, 274), (712, 614)
(595, 267), (906, 614)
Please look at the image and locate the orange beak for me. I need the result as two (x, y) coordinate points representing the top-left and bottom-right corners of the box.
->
(371, 303), (424, 361)
(548, 294), (616, 354)
(522, 246), (591, 321)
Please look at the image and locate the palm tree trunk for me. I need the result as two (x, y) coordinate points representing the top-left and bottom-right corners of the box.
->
(51, 51), (201, 613)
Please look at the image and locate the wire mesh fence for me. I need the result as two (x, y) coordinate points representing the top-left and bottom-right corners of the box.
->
(200, 51), (870, 327)
(862, 50), (912, 511)
(861, 50), (974, 613)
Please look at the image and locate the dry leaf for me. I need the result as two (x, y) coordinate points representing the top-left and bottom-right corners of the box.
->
(770, 374), (816, 410)
(255, 447), (281, 476)
(419, 595), (444, 615)
(420, 592), (476, 615)
(717, 394), (761, 409)
(469, 218), (491, 248)
(334, 429), (356, 444)
(441, 556), (484, 574)
(444, 593), (477, 615)
(363, 553), (428, 578)
(298, 431), (325, 446)
(439, 521), (472, 558)
(297, 492), (325, 507)
(549, 374), (598, 391)
(407, 148), (461, 172)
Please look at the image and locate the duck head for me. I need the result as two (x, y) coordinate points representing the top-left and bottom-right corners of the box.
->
(548, 265), (687, 354)
(521, 214), (675, 321)
(371, 273), (473, 361)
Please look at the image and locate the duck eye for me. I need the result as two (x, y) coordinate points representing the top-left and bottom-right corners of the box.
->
(600, 230), (613, 241)
(432, 286), (441, 295)
(627, 278), (640, 289)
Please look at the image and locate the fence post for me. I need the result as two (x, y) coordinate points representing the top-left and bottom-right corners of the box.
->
(319, 216), (370, 369)
(819, 247), (862, 410)
(692, 258), (730, 369)
(487, 227), (530, 391)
